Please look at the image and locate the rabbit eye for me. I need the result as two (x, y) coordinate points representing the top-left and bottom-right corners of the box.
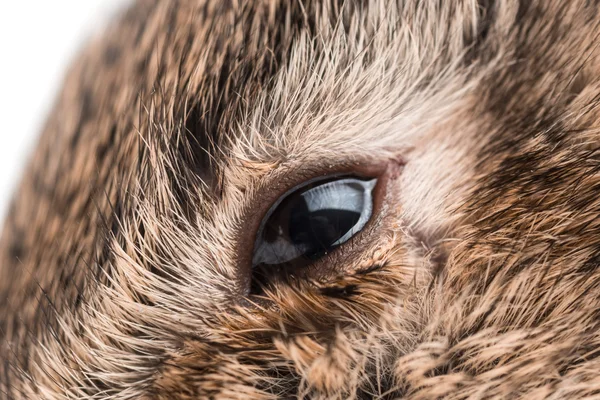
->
(252, 177), (377, 273)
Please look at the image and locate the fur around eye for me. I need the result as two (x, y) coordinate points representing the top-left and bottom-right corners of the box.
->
(7, 1), (600, 398)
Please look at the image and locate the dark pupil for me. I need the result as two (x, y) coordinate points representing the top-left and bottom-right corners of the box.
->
(289, 205), (360, 260)
(252, 177), (376, 267)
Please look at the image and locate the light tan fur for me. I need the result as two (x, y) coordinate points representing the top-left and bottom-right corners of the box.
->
(3, 0), (600, 398)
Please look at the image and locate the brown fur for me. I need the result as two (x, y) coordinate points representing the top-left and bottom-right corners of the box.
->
(3, 0), (600, 398)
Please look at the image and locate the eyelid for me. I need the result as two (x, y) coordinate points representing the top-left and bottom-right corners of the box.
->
(233, 158), (403, 299)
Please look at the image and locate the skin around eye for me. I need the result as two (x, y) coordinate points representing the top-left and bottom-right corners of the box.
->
(236, 158), (401, 298)
(252, 177), (377, 267)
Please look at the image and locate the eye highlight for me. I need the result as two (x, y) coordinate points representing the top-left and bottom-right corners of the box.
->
(251, 176), (377, 281)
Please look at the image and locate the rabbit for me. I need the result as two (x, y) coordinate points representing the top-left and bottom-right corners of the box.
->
(3, 0), (600, 398)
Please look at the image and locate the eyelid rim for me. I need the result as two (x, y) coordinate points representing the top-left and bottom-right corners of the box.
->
(233, 157), (405, 300)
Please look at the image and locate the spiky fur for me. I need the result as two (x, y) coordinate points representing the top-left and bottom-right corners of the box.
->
(3, 0), (600, 398)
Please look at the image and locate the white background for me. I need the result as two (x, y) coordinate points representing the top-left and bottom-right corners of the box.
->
(0, 1), (127, 221)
